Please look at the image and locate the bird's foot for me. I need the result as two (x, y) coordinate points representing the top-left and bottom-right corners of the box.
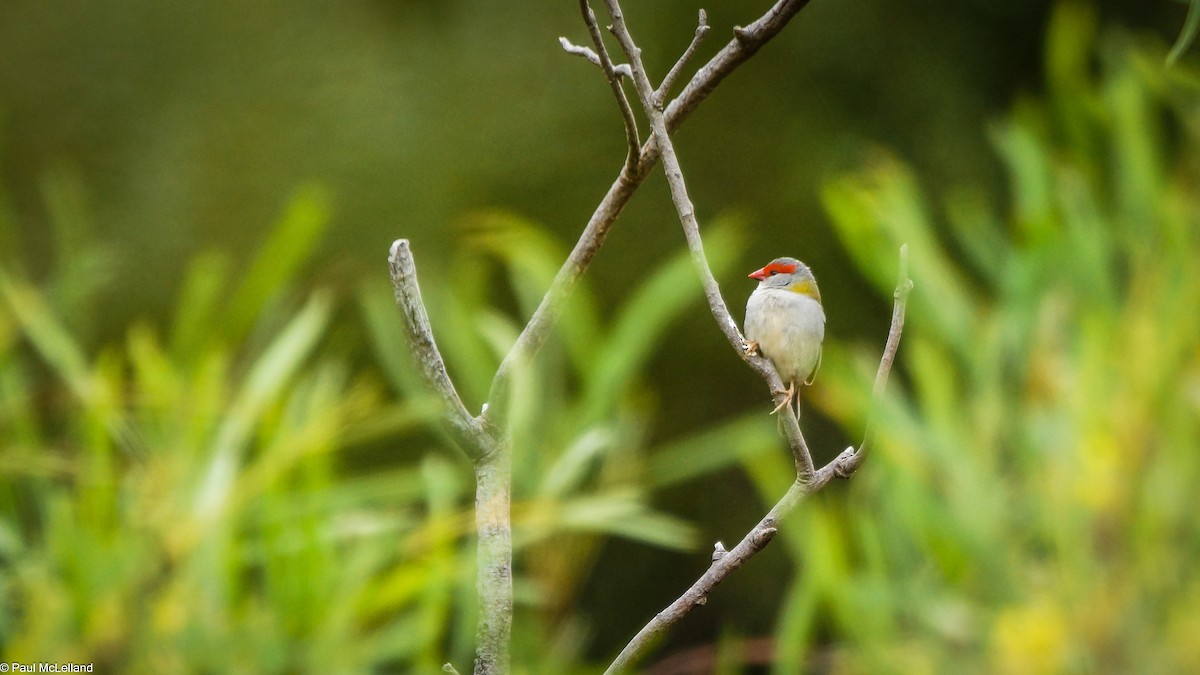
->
(769, 382), (796, 415)
(745, 340), (760, 356)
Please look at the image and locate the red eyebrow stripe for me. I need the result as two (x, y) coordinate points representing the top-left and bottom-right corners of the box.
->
(765, 261), (797, 275)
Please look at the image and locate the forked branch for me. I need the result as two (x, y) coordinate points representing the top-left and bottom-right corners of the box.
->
(488, 0), (815, 426)
(578, 0), (641, 168)
(655, 10), (710, 106)
(597, 0), (913, 669)
(607, 247), (912, 672)
(599, 0), (820, 479)
(397, 2), (823, 672)
(389, 241), (511, 675)
(388, 240), (495, 460)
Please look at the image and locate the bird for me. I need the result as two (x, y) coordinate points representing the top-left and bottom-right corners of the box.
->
(744, 257), (826, 418)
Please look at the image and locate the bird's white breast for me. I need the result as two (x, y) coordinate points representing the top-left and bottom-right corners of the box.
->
(745, 287), (826, 384)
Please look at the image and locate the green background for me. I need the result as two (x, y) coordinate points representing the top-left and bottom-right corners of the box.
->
(1, 0), (1198, 672)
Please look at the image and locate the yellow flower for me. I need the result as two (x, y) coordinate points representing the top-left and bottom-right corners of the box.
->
(990, 600), (1069, 675)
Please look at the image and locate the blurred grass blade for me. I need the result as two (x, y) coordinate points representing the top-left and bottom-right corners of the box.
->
(171, 252), (232, 361)
(338, 401), (442, 449)
(0, 266), (146, 457)
(195, 292), (332, 519)
(646, 413), (777, 489)
(577, 219), (742, 424)
(466, 211), (570, 316)
(0, 267), (92, 400)
(222, 183), (331, 341)
(426, 267), (504, 403)
(944, 188), (1007, 283)
(823, 155), (977, 355)
(468, 211), (602, 376)
(555, 491), (696, 550)
(540, 426), (614, 498)
(1168, 0), (1200, 64)
(358, 279), (422, 395)
(594, 509), (695, 551)
(40, 164), (113, 326)
(1105, 59), (1164, 225)
(988, 118), (1055, 242)
(421, 454), (464, 522)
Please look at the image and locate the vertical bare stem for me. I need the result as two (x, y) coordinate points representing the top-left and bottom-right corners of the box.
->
(389, 240), (511, 674)
(472, 447), (512, 675)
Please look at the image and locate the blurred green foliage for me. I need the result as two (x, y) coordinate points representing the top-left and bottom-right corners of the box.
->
(358, 212), (790, 670)
(733, 5), (1200, 673)
(0, 192), (784, 670)
(0, 1), (1198, 674)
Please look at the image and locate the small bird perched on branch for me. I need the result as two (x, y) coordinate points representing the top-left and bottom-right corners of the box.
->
(744, 257), (826, 418)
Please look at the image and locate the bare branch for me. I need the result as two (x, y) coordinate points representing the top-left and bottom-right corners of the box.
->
(859, 244), (913, 452)
(605, 479), (805, 673)
(390, 240), (514, 674)
(811, 244), (913, 487)
(559, 35), (603, 63)
(607, 249), (913, 671)
(486, 1), (811, 427)
(388, 240), (495, 461)
(602, 1), (732, 343)
(485, 170), (639, 422)
(472, 449), (513, 675)
(664, 0), (815, 135)
(598, 0), (819, 480)
(399, 5), (820, 672)
(579, 0), (642, 171)
(558, 37), (634, 79)
(586, 5), (911, 670)
(655, 10), (711, 107)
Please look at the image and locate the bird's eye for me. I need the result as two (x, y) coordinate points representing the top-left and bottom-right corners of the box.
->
(768, 270), (779, 276)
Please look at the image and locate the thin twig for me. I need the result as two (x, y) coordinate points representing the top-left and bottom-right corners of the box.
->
(655, 10), (710, 107)
(486, 0), (811, 427)
(485, 171), (640, 422)
(579, 0), (641, 171)
(856, 244), (912, 457)
(558, 37), (634, 79)
(606, 248), (913, 672)
(811, 244), (913, 487)
(601, 0), (736, 349)
(605, 479), (805, 673)
(664, 0), (816, 135)
(388, 240), (495, 460)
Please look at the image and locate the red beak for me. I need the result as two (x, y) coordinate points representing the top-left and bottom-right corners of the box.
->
(748, 267), (768, 281)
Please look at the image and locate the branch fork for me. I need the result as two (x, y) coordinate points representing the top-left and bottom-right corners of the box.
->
(393, 2), (830, 673)
(388, 240), (496, 460)
(592, 1), (913, 669)
(655, 10), (710, 107)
